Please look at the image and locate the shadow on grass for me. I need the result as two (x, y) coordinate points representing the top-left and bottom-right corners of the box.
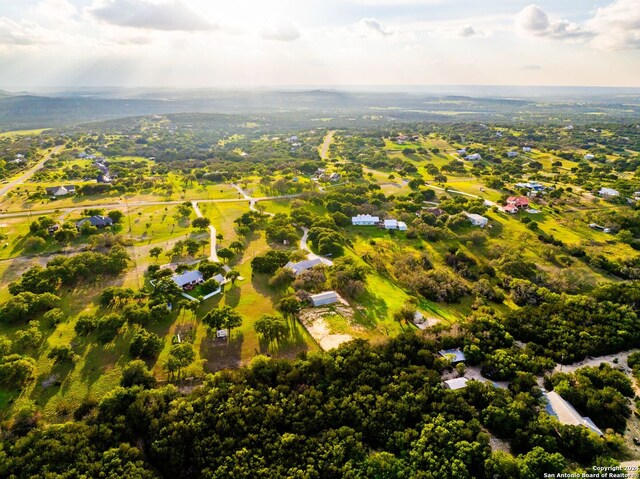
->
(352, 290), (388, 330)
(224, 284), (241, 308)
(200, 330), (244, 373)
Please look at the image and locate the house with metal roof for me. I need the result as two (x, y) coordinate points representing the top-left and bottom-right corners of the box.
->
(310, 291), (339, 307)
(284, 258), (323, 275)
(351, 214), (379, 226)
(444, 377), (469, 390)
(543, 391), (604, 436)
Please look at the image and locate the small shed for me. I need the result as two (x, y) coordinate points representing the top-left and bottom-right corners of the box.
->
(444, 377), (469, 390)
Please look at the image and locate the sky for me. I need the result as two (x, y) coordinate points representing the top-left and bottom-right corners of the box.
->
(0, 0), (639, 89)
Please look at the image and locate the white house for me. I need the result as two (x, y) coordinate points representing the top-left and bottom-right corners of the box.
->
(522, 146), (532, 152)
(456, 149), (467, 155)
(543, 391), (603, 436)
(284, 258), (323, 275)
(465, 153), (482, 161)
(352, 214), (380, 226)
(598, 187), (619, 197)
(398, 221), (407, 231)
(464, 212), (488, 228)
(444, 377), (469, 390)
(507, 151), (518, 158)
(310, 291), (339, 307)
(384, 219), (398, 230)
(584, 154), (595, 160)
(172, 270), (204, 288)
(45, 185), (75, 197)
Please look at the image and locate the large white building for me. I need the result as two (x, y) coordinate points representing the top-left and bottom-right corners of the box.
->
(383, 219), (398, 229)
(544, 391), (603, 436)
(310, 291), (339, 307)
(464, 212), (488, 228)
(352, 214), (380, 226)
(465, 153), (482, 161)
(598, 187), (619, 197)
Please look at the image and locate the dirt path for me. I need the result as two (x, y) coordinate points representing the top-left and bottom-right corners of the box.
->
(0, 193), (303, 220)
(319, 130), (336, 160)
(191, 200), (219, 262)
(0, 145), (64, 197)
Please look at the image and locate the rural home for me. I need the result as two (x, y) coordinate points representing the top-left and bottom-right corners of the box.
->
(383, 219), (398, 229)
(444, 377), (469, 390)
(310, 291), (339, 307)
(516, 181), (545, 193)
(506, 196), (530, 207)
(284, 258), (323, 275)
(506, 151), (518, 158)
(504, 204), (519, 214)
(398, 221), (407, 231)
(172, 270), (204, 289)
(464, 212), (488, 228)
(75, 215), (113, 229)
(352, 214), (380, 226)
(465, 153), (482, 161)
(543, 391), (603, 436)
(584, 154), (595, 160)
(46, 185), (76, 197)
(456, 148), (467, 155)
(522, 146), (532, 152)
(598, 187), (619, 197)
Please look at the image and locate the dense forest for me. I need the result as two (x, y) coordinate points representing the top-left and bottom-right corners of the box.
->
(0, 333), (627, 479)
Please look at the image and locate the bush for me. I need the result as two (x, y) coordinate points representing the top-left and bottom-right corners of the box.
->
(129, 329), (163, 359)
(121, 360), (156, 389)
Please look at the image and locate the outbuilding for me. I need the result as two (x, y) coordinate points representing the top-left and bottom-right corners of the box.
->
(444, 377), (469, 390)
(310, 291), (339, 307)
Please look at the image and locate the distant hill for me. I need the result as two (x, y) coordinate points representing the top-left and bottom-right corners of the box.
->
(0, 88), (639, 131)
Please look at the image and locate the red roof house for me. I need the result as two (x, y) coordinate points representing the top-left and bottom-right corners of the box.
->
(507, 196), (530, 207)
(504, 204), (519, 214)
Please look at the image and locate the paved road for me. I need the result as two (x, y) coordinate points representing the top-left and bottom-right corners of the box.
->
(319, 130), (336, 160)
(299, 226), (333, 266)
(0, 145), (64, 197)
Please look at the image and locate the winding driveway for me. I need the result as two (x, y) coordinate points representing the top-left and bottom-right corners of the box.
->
(299, 226), (333, 266)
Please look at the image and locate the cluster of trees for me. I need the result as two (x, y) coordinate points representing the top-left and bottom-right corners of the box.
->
(505, 291), (640, 363)
(9, 245), (130, 295)
(546, 365), (633, 432)
(0, 335), (36, 390)
(0, 334), (620, 478)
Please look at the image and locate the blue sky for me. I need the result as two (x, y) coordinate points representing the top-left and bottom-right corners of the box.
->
(0, 0), (638, 89)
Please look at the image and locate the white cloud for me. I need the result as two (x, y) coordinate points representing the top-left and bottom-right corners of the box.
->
(347, 0), (443, 4)
(515, 4), (592, 41)
(355, 18), (395, 38)
(33, 0), (78, 24)
(88, 0), (215, 31)
(0, 17), (63, 45)
(260, 18), (300, 41)
(588, 0), (640, 50)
